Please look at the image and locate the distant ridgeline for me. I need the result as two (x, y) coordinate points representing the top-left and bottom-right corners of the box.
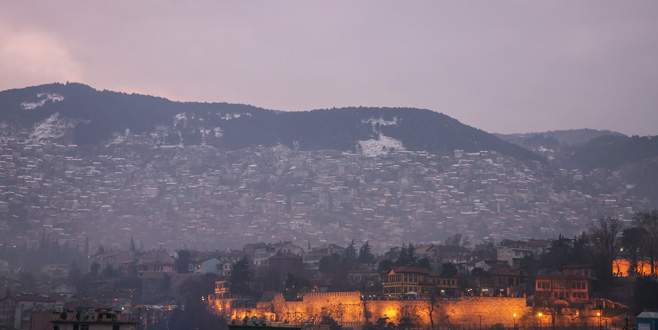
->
(0, 83), (540, 160)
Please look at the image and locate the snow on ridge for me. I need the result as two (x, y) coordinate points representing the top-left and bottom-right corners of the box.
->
(358, 133), (405, 157)
(21, 93), (65, 110)
(29, 113), (73, 143)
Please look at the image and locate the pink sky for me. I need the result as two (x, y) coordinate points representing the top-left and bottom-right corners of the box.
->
(1, 1), (657, 135)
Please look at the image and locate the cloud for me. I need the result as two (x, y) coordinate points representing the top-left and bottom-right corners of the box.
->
(0, 24), (83, 90)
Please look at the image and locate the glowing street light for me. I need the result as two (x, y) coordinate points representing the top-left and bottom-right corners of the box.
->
(513, 313), (517, 329)
(536, 312), (544, 329)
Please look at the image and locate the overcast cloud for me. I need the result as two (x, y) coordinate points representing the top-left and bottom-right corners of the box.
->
(1, 1), (657, 135)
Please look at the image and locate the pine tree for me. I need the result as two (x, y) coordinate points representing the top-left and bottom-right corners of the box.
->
(358, 241), (375, 263)
(344, 241), (357, 262)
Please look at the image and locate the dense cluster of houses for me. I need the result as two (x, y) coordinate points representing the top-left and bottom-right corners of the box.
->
(0, 137), (648, 254)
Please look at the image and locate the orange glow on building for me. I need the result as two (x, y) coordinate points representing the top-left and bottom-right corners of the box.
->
(382, 306), (398, 320)
(612, 259), (658, 277)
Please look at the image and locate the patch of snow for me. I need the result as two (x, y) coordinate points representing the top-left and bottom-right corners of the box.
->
(199, 128), (211, 145)
(177, 130), (184, 147)
(358, 133), (405, 157)
(537, 146), (554, 153)
(362, 117), (399, 127)
(199, 126), (224, 145)
(219, 112), (252, 120)
(174, 112), (188, 127)
(106, 129), (131, 147)
(29, 113), (73, 143)
(21, 93), (64, 110)
(150, 126), (169, 145)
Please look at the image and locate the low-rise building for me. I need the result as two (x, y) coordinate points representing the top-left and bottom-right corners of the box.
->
(534, 272), (590, 305)
(383, 267), (458, 297)
(136, 250), (175, 277)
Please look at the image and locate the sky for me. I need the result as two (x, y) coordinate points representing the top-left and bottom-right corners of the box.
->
(1, 1), (657, 135)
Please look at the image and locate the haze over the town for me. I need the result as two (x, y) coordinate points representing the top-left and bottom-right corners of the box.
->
(1, 0), (658, 135)
(5, 2), (658, 330)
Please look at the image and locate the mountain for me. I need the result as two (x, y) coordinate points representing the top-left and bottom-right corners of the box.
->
(0, 82), (655, 250)
(0, 82), (541, 161)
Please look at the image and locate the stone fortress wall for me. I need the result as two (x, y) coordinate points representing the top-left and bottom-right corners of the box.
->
(223, 291), (532, 328)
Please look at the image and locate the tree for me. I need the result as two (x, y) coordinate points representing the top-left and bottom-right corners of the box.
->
(541, 235), (573, 270)
(591, 217), (622, 281)
(395, 244), (416, 267)
(229, 257), (252, 296)
(344, 241), (357, 263)
(166, 274), (225, 330)
(417, 258), (431, 270)
(359, 241), (375, 263)
(175, 250), (192, 273)
(635, 211), (658, 275)
(440, 263), (458, 277)
(319, 253), (343, 274)
(378, 259), (393, 273)
(426, 288), (439, 330)
(319, 253), (349, 290)
(572, 232), (592, 264)
(622, 227), (647, 276)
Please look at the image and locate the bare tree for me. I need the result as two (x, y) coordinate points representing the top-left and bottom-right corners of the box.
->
(635, 211), (658, 275)
(591, 217), (622, 280)
(427, 289), (438, 330)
